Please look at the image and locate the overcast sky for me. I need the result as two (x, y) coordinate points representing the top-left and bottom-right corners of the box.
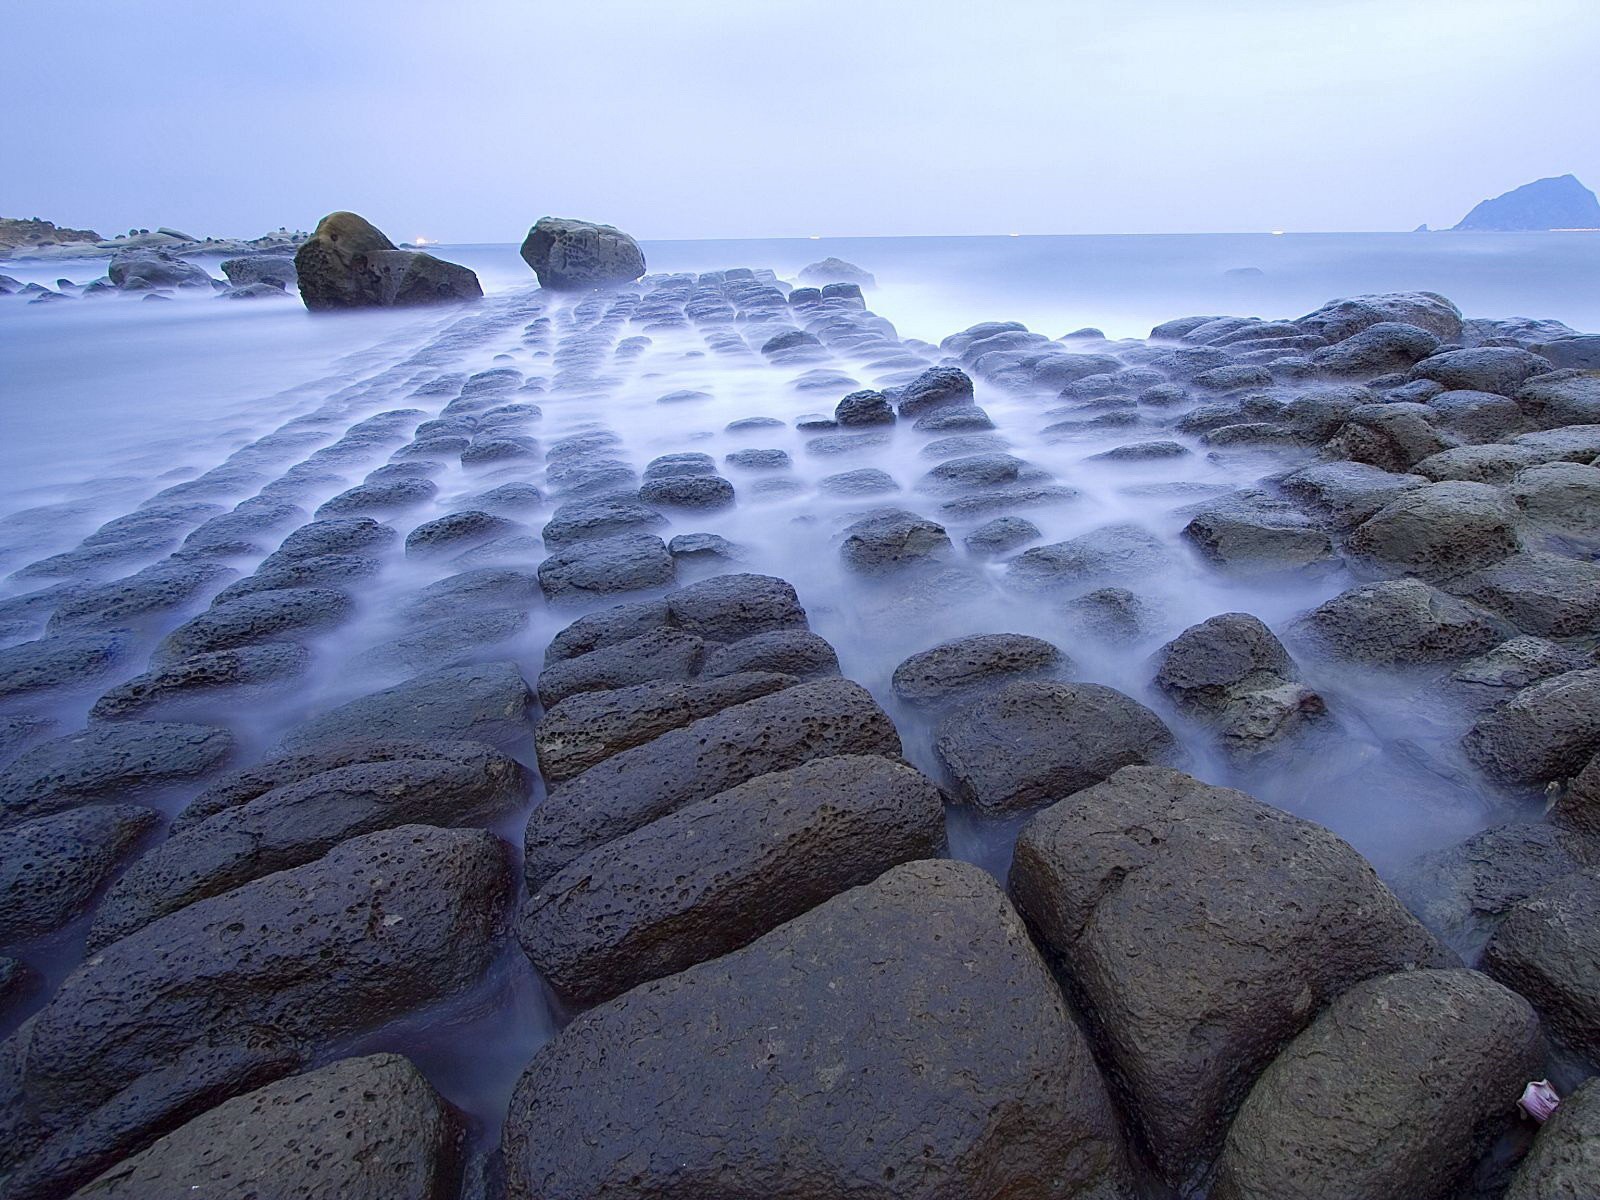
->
(5, 0), (1596, 242)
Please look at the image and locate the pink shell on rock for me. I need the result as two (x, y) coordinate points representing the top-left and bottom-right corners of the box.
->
(1519, 1079), (1561, 1122)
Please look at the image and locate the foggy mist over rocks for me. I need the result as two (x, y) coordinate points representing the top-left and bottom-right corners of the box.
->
(5, 0), (1597, 241)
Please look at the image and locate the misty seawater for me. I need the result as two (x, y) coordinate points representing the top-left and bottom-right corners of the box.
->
(1, 230), (1594, 1147)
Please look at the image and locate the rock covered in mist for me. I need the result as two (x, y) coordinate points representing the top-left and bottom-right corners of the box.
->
(107, 249), (216, 291)
(520, 216), (645, 290)
(797, 256), (876, 287)
(294, 211), (482, 310)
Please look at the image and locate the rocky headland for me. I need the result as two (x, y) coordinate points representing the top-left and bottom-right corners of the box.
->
(0, 220), (1598, 1200)
(1451, 174), (1600, 232)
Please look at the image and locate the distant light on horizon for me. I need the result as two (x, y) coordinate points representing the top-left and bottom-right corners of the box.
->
(414, 235), (432, 245)
(808, 234), (821, 240)
(1271, 230), (1286, 236)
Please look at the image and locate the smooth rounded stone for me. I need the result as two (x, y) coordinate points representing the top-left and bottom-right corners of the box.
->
(1411, 346), (1554, 394)
(0, 805), (157, 940)
(503, 859), (1132, 1200)
(1412, 441), (1547, 483)
(637, 474), (735, 509)
(1516, 369), (1600, 429)
(519, 217), (644, 289)
(1464, 669), (1600, 785)
(963, 514), (1039, 556)
(1428, 388), (1527, 443)
(1153, 613), (1323, 758)
(1294, 578), (1511, 665)
(1311, 320), (1441, 377)
(802, 429), (892, 457)
(795, 412), (838, 432)
(1324, 402), (1456, 471)
(891, 633), (1068, 709)
(839, 508), (952, 572)
(90, 642), (311, 721)
(790, 367), (858, 392)
(1297, 291), (1464, 343)
(919, 452), (1027, 493)
(536, 627), (705, 709)
(894, 365), (976, 418)
(723, 447), (790, 470)
(7, 826), (509, 1198)
(176, 502), (309, 558)
(467, 481), (544, 516)
(918, 432), (1013, 461)
(1276, 460), (1429, 529)
(1505, 1076), (1600, 1199)
(833, 389), (895, 427)
(1062, 585), (1153, 642)
(0, 722), (233, 828)
(540, 497), (665, 548)
(1453, 551), (1600, 637)
(1450, 635), (1592, 707)
(725, 415), (785, 432)
(524, 678), (900, 887)
(295, 211), (481, 309)
(1181, 494), (1336, 576)
(212, 553), (378, 605)
(699, 628), (839, 679)
(537, 533), (675, 603)
(265, 516), (396, 564)
(536, 672), (795, 783)
(45, 560), (237, 633)
(642, 452), (716, 481)
(401, 568), (539, 625)
(153, 586), (352, 665)
(70, 1053), (457, 1200)
(818, 467), (898, 496)
(1345, 481), (1520, 583)
(1193, 363), (1274, 392)
(1209, 969), (1540, 1200)
(1010, 765), (1452, 1187)
(912, 403), (994, 432)
(275, 662), (531, 755)
(541, 601), (667, 667)
(760, 328), (822, 357)
(1483, 866), (1600, 1061)
(393, 434), (471, 459)
(1394, 822), (1600, 960)
(354, 608), (530, 674)
(0, 629), (132, 701)
(106, 248), (215, 290)
(1509, 461), (1600, 536)
(522, 753), (947, 1006)
(12, 531), (181, 581)
(403, 510), (518, 557)
(89, 745), (527, 949)
(936, 680), (1175, 815)
(664, 572), (808, 642)
(1006, 522), (1171, 590)
(1088, 439), (1190, 462)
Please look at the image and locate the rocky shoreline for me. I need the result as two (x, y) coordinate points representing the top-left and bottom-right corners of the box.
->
(0, 250), (1598, 1198)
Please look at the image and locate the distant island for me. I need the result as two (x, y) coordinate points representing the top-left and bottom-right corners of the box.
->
(1450, 173), (1600, 231)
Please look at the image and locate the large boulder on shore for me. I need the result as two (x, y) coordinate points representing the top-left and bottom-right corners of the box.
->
(502, 859), (1133, 1200)
(1209, 969), (1542, 1200)
(1345, 480), (1520, 583)
(520, 216), (645, 289)
(0, 825), (510, 1198)
(294, 211), (481, 310)
(1296, 291), (1463, 344)
(1009, 766), (1451, 1188)
(106, 248), (214, 291)
(69, 1054), (458, 1200)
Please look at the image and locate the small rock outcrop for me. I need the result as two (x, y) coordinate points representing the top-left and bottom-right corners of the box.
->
(520, 216), (645, 289)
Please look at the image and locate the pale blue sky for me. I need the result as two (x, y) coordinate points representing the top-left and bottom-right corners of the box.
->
(4, 0), (1596, 241)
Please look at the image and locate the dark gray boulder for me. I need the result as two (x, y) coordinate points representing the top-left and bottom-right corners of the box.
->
(1345, 481), (1520, 583)
(1296, 292), (1463, 344)
(1453, 551), (1600, 638)
(699, 628), (839, 679)
(1428, 388), (1527, 443)
(314, 477), (437, 519)
(1505, 1076), (1600, 1199)
(665, 572), (808, 642)
(0, 722), (233, 828)
(536, 627), (705, 708)
(537, 533), (674, 603)
(1294, 579), (1511, 665)
(0, 805), (156, 940)
(1484, 866), (1600, 1061)
(295, 211), (481, 309)
(69, 1054), (458, 1200)
(935, 681), (1175, 815)
(153, 587), (352, 665)
(834, 389), (895, 426)
(1324, 402), (1455, 472)
(401, 566), (539, 623)
(1515, 370), (1600, 429)
(1006, 523), (1171, 590)
(90, 643), (310, 721)
(1311, 321), (1440, 377)
(891, 633), (1067, 708)
(46, 561), (238, 633)
(963, 515), (1039, 555)
(541, 497), (666, 548)
(212, 553), (379, 605)
(839, 509), (952, 572)
(0, 630), (132, 701)
(1464, 670), (1600, 785)
(520, 217), (645, 289)
(1277, 461), (1429, 529)
(1181, 494), (1335, 576)
(1450, 636), (1593, 708)
(1209, 969), (1541, 1200)
(502, 859), (1132, 1200)
(1508, 461), (1600, 536)
(1009, 766), (1452, 1188)
(88, 746), (527, 948)
(274, 661), (532, 754)
(797, 256), (875, 287)
(404, 510), (518, 556)
(637, 474), (735, 509)
(518, 755), (947, 1004)
(535, 672), (795, 783)
(894, 365), (975, 417)
(4, 825), (507, 1198)
(218, 254), (298, 290)
(107, 249), (213, 291)
(524, 678), (899, 887)
(1410, 346), (1553, 394)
